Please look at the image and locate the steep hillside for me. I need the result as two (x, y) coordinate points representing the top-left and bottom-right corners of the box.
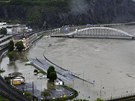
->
(0, 0), (135, 28)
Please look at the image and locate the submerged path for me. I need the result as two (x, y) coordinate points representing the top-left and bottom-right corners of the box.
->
(29, 56), (94, 85)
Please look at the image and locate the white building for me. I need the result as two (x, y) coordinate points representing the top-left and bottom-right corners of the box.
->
(0, 22), (7, 29)
(0, 22), (32, 35)
(13, 33), (37, 50)
(7, 24), (31, 34)
(7, 25), (13, 34)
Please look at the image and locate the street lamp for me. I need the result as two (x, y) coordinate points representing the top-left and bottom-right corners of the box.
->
(83, 71), (84, 85)
(100, 80), (103, 98)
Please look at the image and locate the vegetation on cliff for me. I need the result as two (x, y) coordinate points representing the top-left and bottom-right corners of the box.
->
(0, 0), (135, 28)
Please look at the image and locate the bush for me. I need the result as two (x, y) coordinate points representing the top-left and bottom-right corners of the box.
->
(15, 41), (25, 52)
(8, 40), (14, 52)
(7, 51), (17, 61)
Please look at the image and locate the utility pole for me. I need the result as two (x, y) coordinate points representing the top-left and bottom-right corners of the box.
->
(83, 71), (84, 85)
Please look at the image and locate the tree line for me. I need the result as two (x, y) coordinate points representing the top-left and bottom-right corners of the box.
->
(7, 40), (25, 61)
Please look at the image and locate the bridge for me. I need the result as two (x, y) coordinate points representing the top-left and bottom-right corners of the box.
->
(51, 27), (135, 40)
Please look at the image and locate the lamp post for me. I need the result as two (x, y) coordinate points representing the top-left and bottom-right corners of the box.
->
(100, 80), (103, 98)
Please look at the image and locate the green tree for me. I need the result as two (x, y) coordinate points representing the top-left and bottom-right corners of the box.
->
(27, 7), (42, 28)
(7, 51), (16, 61)
(15, 41), (25, 52)
(47, 66), (57, 82)
(47, 66), (55, 78)
(0, 28), (7, 35)
(8, 40), (14, 51)
(49, 71), (57, 82)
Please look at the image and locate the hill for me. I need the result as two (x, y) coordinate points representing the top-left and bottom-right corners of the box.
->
(0, 0), (135, 28)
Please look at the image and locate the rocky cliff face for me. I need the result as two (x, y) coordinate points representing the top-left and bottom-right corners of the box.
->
(0, 0), (135, 28)
(69, 0), (135, 23)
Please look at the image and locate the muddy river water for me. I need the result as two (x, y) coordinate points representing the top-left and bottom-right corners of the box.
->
(2, 25), (135, 100)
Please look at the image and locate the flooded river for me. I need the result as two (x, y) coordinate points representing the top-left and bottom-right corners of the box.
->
(28, 25), (135, 100)
(2, 25), (135, 100)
